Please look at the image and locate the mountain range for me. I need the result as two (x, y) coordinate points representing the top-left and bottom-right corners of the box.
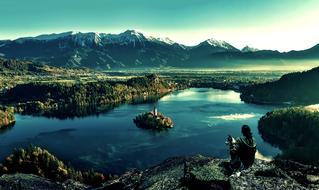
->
(0, 30), (318, 69)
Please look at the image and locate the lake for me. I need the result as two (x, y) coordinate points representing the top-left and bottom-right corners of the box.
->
(0, 88), (281, 173)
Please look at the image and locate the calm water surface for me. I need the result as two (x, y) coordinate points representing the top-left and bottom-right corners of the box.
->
(0, 88), (281, 173)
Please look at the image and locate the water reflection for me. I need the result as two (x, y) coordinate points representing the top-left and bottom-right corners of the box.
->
(161, 88), (242, 104)
(0, 122), (15, 134)
(41, 104), (117, 119)
(210, 113), (257, 120)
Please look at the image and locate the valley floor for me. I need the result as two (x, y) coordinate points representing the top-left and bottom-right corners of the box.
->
(0, 68), (287, 93)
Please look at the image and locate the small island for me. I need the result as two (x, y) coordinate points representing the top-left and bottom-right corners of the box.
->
(133, 106), (173, 130)
(0, 106), (15, 130)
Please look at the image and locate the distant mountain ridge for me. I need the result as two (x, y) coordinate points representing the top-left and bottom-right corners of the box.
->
(0, 30), (318, 69)
(241, 46), (259, 52)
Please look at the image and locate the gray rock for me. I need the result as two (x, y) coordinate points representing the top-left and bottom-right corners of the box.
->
(102, 155), (230, 190)
(1, 155), (319, 190)
(0, 173), (65, 190)
(230, 160), (307, 190)
(0, 173), (89, 190)
(102, 155), (318, 190)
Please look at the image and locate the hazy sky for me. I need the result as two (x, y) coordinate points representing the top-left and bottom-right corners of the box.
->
(1, 0), (319, 51)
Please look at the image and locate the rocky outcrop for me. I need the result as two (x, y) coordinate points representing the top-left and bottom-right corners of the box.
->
(0, 173), (89, 190)
(1, 155), (319, 190)
(101, 155), (319, 190)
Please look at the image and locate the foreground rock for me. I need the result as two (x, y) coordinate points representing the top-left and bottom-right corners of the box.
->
(1, 155), (319, 190)
(101, 155), (318, 190)
(0, 173), (88, 190)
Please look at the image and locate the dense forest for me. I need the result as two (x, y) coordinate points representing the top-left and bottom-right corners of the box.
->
(240, 66), (319, 104)
(0, 74), (176, 118)
(0, 58), (51, 75)
(0, 146), (109, 186)
(258, 107), (319, 165)
(0, 106), (15, 129)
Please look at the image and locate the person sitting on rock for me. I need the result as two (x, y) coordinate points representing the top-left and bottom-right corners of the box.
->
(227, 125), (256, 172)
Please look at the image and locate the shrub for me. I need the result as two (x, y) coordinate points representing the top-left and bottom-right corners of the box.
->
(0, 146), (108, 186)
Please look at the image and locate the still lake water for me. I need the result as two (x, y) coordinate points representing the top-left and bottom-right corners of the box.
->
(0, 88), (280, 173)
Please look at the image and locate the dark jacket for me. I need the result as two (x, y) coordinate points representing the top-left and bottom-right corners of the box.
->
(231, 136), (256, 168)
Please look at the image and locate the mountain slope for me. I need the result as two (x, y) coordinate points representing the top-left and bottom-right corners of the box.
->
(286, 44), (319, 59)
(0, 58), (52, 74)
(241, 46), (259, 52)
(210, 43), (319, 61)
(0, 30), (190, 68)
(240, 66), (319, 104)
(0, 30), (319, 69)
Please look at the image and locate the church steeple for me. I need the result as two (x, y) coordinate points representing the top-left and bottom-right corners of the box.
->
(153, 105), (157, 116)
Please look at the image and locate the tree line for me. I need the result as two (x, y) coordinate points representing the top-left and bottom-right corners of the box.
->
(258, 107), (319, 166)
(241, 67), (319, 104)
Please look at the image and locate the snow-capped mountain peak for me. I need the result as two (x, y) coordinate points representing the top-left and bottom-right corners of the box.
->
(204, 38), (231, 48)
(11, 30), (183, 47)
(10, 30), (239, 50)
(106, 30), (177, 46)
(102, 30), (148, 46)
(122, 29), (143, 37)
(146, 35), (176, 45)
(157, 37), (175, 45)
(72, 32), (101, 46)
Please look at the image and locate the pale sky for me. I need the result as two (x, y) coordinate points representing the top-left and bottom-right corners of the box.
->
(1, 0), (319, 52)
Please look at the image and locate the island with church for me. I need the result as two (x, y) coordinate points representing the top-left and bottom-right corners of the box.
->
(133, 105), (173, 130)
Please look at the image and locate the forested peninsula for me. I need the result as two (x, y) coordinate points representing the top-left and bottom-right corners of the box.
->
(0, 74), (179, 118)
(240, 66), (319, 104)
(258, 107), (319, 166)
